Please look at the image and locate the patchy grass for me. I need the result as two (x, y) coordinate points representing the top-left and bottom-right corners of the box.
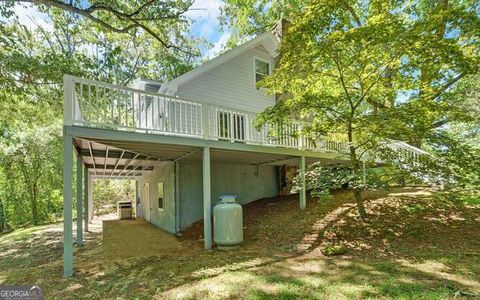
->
(0, 187), (479, 299)
(321, 244), (348, 256)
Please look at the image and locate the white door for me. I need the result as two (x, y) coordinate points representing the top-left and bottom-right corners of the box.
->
(144, 183), (151, 222)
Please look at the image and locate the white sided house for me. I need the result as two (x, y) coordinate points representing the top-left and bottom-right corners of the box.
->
(135, 32), (281, 233)
(62, 29), (426, 277)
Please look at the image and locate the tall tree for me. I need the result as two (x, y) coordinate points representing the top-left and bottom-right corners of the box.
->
(254, 0), (479, 217)
(220, 0), (303, 47)
(0, 124), (63, 226)
(0, 0), (196, 53)
(0, 2), (204, 228)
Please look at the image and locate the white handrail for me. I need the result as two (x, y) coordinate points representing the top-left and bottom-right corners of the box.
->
(67, 75), (204, 138)
(64, 75), (424, 159)
(68, 75), (204, 104)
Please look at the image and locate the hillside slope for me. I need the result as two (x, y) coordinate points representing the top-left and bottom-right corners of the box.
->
(0, 187), (478, 299)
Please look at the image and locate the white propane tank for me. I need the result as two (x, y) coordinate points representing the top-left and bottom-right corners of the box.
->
(213, 195), (243, 246)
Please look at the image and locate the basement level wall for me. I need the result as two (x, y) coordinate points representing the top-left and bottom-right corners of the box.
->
(138, 162), (176, 234)
(138, 161), (278, 233)
(177, 161), (278, 230)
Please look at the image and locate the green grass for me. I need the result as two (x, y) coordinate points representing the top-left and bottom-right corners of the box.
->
(321, 244), (348, 256)
(0, 224), (50, 242)
(0, 188), (478, 299)
(439, 189), (480, 205)
(459, 193), (480, 205)
(377, 280), (452, 300)
(402, 202), (431, 214)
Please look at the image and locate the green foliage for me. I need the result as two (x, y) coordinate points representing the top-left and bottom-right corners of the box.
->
(0, 123), (63, 227)
(0, 3), (204, 230)
(93, 180), (136, 215)
(321, 244), (348, 256)
(221, 0), (303, 45)
(1, 0), (198, 55)
(441, 189), (480, 206)
(239, 0), (480, 216)
(297, 141), (477, 203)
(293, 163), (391, 199)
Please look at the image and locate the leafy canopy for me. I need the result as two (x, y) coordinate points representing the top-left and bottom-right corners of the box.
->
(0, 2), (205, 229)
(247, 0), (480, 216)
(1, 0), (197, 52)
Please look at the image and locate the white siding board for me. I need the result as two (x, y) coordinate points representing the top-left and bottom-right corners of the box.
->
(175, 49), (275, 113)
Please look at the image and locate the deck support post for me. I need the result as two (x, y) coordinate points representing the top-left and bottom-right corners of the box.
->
(174, 162), (181, 233)
(88, 175), (93, 223)
(76, 157), (83, 246)
(299, 156), (306, 210)
(203, 146), (212, 250)
(84, 165), (89, 232)
(63, 131), (74, 277)
(135, 180), (140, 218)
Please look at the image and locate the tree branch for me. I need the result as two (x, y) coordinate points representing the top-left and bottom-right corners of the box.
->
(126, 0), (158, 17)
(431, 73), (465, 100)
(4, 0), (193, 54)
(28, 15), (57, 54)
(330, 53), (353, 108)
(340, 0), (362, 27)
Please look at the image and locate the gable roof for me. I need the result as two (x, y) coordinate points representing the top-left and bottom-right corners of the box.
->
(159, 32), (279, 94)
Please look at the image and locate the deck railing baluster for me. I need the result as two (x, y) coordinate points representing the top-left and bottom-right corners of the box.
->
(131, 91), (135, 128)
(125, 91), (128, 128)
(95, 84), (99, 125)
(151, 96), (154, 130)
(79, 83), (83, 124)
(64, 76), (424, 159)
(111, 88), (115, 125)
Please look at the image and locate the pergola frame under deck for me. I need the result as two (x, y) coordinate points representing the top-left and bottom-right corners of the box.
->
(62, 125), (350, 277)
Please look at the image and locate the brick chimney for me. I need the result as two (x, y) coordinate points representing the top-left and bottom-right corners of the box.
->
(272, 18), (290, 41)
(272, 19), (291, 103)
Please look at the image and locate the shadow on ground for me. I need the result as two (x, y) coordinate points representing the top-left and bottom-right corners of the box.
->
(0, 187), (478, 299)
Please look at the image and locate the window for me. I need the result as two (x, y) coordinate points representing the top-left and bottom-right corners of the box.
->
(255, 58), (270, 84)
(157, 182), (164, 211)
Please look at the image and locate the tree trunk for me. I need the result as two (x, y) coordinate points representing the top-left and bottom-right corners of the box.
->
(0, 199), (5, 232)
(3, 199), (6, 231)
(31, 183), (38, 225)
(353, 188), (367, 219)
(347, 124), (367, 218)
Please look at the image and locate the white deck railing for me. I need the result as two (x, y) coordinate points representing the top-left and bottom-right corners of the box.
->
(63, 75), (425, 159)
(64, 75), (349, 153)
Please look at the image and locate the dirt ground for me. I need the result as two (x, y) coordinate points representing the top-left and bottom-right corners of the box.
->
(103, 219), (186, 259)
(0, 187), (479, 299)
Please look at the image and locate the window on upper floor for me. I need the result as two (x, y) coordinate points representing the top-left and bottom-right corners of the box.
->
(255, 58), (270, 85)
